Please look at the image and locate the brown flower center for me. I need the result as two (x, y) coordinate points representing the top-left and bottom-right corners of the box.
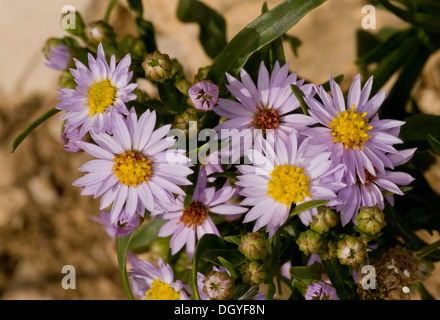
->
(178, 201), (208, 230)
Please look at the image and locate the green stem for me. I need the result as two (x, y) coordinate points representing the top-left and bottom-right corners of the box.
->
(103, 0), (118, 23)
(11, 108), (60, 153)
(416, 239), (440, 260)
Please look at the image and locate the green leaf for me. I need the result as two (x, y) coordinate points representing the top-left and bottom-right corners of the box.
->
(127, 0), (143, 17)
(290, 84), (309, 115)
(115, 234), (136, 300)
(321, 259), (358, 300)
(381, 186), (413, 197)
(377, 0), (440, 33)
(223, 235), (242, 246)
(289, 261), (324, 285)
(289, 200), (329, 218)
(11, 107), (60, 153)
(217, 256), (241, 280)
(135, 17), (157, 52)
(379, 40), (431, 120)
(207, 0), (327, 86)
(427, 133), (440, 155)
(157, 79), (189, 114)
(128, 218), (166, 253)
(283, 34), (302, 57)
(177, 0), (227, 59)
(400, 114), (440, 149)
(416, 282), (435, 300)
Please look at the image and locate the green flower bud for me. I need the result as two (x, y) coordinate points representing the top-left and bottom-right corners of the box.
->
(203, 270), (235, 300)
(142, 50), (173, 82)
(84, 21), (116, 45)
(355, 206), (386, 235)
(238, 232), (269, 261)
(61, 10), (85, 38)
(319, 238), (338, 261)
(240, 261), (267, 286)
(296, 230), (323, 256)
(337, 235), (367, 266)
(309, 207), (339, 234)
(173, 107), (200, 136)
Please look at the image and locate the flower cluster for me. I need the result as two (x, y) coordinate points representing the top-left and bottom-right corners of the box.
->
(15, 1), (431, 301)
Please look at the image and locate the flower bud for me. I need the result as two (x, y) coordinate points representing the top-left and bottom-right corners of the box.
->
(337, 235), (367, 266)
(173, 107), (200, 136)
(355, 206), (386, 235)
(238, 232), (269, 261)
(296, 230), (323, 256)
(319, 238), (338, 261)
(61, 10), (85, 38)
(309, 207), (339, 234)
(188, 80), (219, 111)
(43, 38), (72, 71)
(84, 21), (116, 45)
(202, 270), (235, 300)
(240, 261), (267, 286)
(142, 50), (173, 82)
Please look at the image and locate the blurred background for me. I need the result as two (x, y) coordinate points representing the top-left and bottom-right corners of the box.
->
(0, 0), (439, 299)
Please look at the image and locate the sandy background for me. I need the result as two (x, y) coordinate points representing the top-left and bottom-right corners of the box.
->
(0, 0), (439, 299)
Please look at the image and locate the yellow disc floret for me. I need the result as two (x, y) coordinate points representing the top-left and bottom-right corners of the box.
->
(178, 201), (208, 230)
(267, 165), (311, 206)
(88, 79), (117, 117)
(329, 105), (373, 150)
(112, 151), (152, 187)
(145, 279), (181, 300)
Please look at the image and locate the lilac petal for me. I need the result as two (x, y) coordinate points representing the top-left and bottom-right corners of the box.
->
(330, 75), (346, 113)
(110, 185), (128, 224)
(347, 74), (361, 110)
(76, 141), (114, 160)
(125, 187), (139, 218)
(113, 113), (132, 151)
(209, 204), (247, 215)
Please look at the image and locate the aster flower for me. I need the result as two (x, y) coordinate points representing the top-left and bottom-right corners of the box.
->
(303, 74), (405, 187)
(236, 130), (345, 237)
(154, 167), (248, 260)
(44, 42), (71, 71)
(90, 209), (142, 238)
(61, 124), (86, 152)
(213, 61), (316, 161)
(336, 148), (416, 225)
(188, 80), (219, 111)
(56, 43), (137, 137)
(128, 257), (189, 300)
(305, 281), (339, 300)
(73, 108), (193, 224)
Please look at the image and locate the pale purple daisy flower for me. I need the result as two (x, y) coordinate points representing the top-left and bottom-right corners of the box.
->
(214, 61), (316, 143)
(236, 130), (346, 238)
(44, 43), (71, 71)
(73, 108), (193, 225)
(303, 74), (405, 187)
(188, 80), (219, 111)
(336, 148), (416, 225)
(154, 167), (248, 261)
(305, 281), (339, 300)
(56, 43), (137, 137)
(61, 124), (86, 153)
(90, 209), (142, 238)
(128, 257), (190, 300)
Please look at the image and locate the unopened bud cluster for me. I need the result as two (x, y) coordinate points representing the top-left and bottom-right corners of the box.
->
(336, 235), (367, 266)
(203, 270), (235, 300)
(238, 232), (268, 286)
(309, 207), (339, 234)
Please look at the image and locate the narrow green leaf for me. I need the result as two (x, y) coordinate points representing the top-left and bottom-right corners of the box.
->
(115, 234), (135, 300)
(207, 0), (327, 86)
(177, 0), (227, 59)
(11, 107), (60, 153)
(416, 281), (436, 300)
(321, 259), (358, 300)
(127, 0), (144, 17)
(427, 133), (440, 155)
(289, 261), (324, 284)
(128, 218), (166, 253)
(135, 17), (157, 52)
(217, 256), (241, 280)
(223, 235), (242, 246)
(289, 200), (329, 218)
(381, 186), (413, 197)
(290, 84), (309, 115)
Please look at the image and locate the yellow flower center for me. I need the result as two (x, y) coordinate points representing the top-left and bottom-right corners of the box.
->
(178, 201), (208, 230)
(267, 165), (311, 207)
(88, 79), (117, 117)
(145, 279), (181, 300)
(329, 105), (373, 150)
(112, 151), (152, 187)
